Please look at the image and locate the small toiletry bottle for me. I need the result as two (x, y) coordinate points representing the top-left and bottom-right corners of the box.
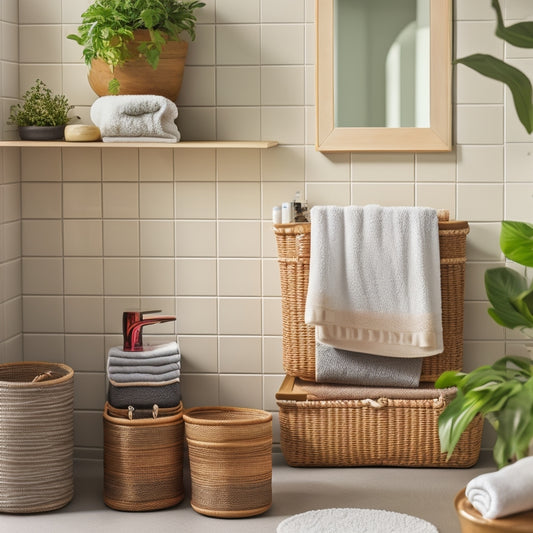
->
(293, 191), (309, 222)
(281, 202), (293, 223)
(272, 205), (282, 224)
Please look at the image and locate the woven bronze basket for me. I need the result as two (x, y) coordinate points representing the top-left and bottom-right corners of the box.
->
(103, 401), (184, 511)
(276, 376), (483, 467)
(0, 361), (74, 513)
(274, 214), (469, 382)
(183, 406), (272, 518)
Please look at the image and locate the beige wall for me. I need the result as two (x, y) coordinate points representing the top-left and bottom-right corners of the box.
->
(1, 0), (531, 456)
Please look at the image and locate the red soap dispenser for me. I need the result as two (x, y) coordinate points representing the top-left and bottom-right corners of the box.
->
(122, 310), (176, 351)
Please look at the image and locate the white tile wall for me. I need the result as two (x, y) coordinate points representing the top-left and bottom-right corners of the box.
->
(0, 0), (531, 455)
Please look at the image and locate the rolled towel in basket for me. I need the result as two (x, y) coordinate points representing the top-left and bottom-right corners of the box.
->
(465, 456), (533, 519)
(90, 95), (180, 142)
(315, 341), (423, 387)
(305, 205), (443, 357)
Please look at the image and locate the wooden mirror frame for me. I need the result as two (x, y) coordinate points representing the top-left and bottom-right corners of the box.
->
(316, 0), (452, 152)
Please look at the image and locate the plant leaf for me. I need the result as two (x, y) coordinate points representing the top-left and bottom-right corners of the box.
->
(500, 220), (533, 267)
(492, 384), (533, 467)
(435, 370), (465, 389)
(438, 390), (485, 459)
(455, 54), (533, 134)
(485, 267), (533, 329)
(492, 0), (533, 49)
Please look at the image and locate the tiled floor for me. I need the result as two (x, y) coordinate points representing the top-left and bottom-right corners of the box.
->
(0, 452), (496, 533)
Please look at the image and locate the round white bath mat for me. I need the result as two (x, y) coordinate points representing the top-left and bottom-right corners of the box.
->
(277, 508), (439, 533)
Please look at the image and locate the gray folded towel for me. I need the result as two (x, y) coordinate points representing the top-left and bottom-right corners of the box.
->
(108, 341), (179, 360)
(107, 362), (180, 376)
(108, 380), (181, 409)
(315, 341), (423, 387)
(107, 341), (180, 383)
(108, 369), (180, 383)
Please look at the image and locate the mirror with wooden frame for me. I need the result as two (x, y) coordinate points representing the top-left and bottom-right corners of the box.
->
(316, 0), (452, 152)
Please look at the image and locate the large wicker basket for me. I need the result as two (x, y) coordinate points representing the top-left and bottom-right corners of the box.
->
(183, 406), (272, 518)
(103, 401), (184, 511)
(274, 214), (469, 382)
(0, 361), (74, 513)
(276, 375), (483, 467)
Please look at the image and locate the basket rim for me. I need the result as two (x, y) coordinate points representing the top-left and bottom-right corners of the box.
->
(0, 361), (74, 387)
(103, 401), (183, 426)
(183, 406), (272, 426)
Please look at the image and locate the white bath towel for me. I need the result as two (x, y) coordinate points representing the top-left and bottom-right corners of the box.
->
(305, 205), (443, 357)
(90, 95), (180, 142)
(465, 456), (533, 519)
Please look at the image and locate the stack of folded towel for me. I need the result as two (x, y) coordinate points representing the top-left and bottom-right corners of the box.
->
(465, 456), (533, 519)
(90, 94), (180, 143)
(305, 204), (442, 387)
(107, 341), (181, 409)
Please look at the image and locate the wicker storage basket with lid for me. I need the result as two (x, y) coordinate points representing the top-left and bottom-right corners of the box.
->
(273, 210), (469, 382)
(276, 375), (483, 467)
(103, 401), (184, 511)
(183, 406), (272, 518)
(0, 361), (74, 513)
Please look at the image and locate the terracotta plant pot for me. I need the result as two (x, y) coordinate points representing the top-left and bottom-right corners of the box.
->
(88, 30), (188, 101)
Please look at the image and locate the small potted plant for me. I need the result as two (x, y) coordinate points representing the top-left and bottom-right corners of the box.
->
(67, 0), (205, 99)
(7, 79), (75, 141)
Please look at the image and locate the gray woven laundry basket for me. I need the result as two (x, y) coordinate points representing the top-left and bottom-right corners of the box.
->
(0, 362), (74, 513)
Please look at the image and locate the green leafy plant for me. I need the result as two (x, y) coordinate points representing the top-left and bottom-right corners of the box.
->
(436, 356), (533, 469)
(7, 79), (74, 127)
(437, 222), (533, 468)
(455, 0), (533, 133)
(67, 0), (205, 94)
(436, 0), (533, 471)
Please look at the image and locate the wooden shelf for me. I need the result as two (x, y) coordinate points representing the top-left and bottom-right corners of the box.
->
(0, 140), (279, 149)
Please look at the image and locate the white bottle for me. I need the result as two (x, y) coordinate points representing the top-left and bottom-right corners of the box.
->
(272, 205), (282, 224)
(281, 202), (293, 223)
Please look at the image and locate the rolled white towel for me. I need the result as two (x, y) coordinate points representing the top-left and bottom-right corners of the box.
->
(465, 456), (533, 519)
(90, 95), (180, 141)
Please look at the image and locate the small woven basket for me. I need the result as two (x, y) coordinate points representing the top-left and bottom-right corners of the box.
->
(183, 406), (272, 518)
(103, 401), (184, 511)
(274, 214), (469, 382)
(0, 361), (74, 513)
(276, 376), (483, 467)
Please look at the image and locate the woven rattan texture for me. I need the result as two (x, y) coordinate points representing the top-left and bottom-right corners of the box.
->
(0, 362), (74, 513)
(274, 219), (469, 382)
(184, 406), (272, 518)
(277, 394), (483, 467)
(103, 402), (184, 511)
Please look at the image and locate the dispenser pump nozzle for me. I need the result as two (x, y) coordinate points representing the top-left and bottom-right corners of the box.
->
(122, 310), (176, 351)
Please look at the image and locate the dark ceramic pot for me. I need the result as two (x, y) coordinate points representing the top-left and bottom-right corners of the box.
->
(18, 125), (66, 141)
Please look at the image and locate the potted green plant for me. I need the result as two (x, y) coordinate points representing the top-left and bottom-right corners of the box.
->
(436, 223), (533, 469)
(7, 79), (75, 141)
(67, 0), (205, 99)
(436, 0), (533, 469)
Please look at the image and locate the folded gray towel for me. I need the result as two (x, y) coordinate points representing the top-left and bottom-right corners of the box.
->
(108, 369), (180, 383)
(108, 341), (179, 360)
(315, 341), (423, 387)
(107, 362), (180, 376)
(108, 354), (181, 367)
(108, 380), (181, 409)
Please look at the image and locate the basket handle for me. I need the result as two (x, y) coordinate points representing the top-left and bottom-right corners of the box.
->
(361, 398), (386, 409)
(31, 371), (57, 383)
